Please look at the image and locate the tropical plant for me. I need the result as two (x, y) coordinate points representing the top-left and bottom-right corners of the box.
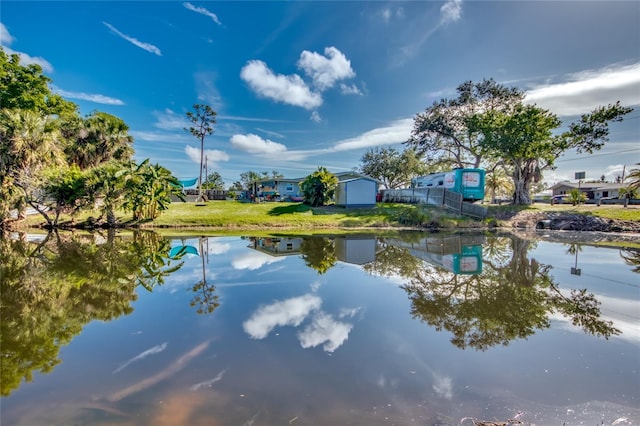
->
(567, 188), (588, 205)
(66, 111), (134, 169)
(625, 163), (640, 190)
(300, 167), (338, 207)
(123, 160), (185, 221)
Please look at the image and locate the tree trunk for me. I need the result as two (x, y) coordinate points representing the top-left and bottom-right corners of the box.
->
(511, 160), (535, 205)
(106, 207), (117, 228)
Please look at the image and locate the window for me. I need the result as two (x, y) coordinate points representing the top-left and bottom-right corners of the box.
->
(286, 184), (294, 192)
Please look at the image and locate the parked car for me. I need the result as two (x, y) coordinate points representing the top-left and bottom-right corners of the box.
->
(551, 194), (569, 204)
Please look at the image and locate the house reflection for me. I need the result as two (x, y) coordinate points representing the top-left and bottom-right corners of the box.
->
(389, 234), (485, 275)
(248, 236), (378, 267)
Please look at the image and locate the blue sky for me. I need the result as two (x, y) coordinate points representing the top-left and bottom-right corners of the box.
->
(2, 1), (639, 187)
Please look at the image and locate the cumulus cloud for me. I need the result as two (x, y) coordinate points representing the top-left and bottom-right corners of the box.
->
(230, 133), (287, 155)
(0, 23), (53, 72)
(53, 86), (124, 105)
(297, 46), (356, 91)
(185, 145), (229, 166)
(440, 0), (463, 25)
(103, 21), (162, 56)
(525, 62), (640, 116)
(240, 60), (322, 110)
(183, 2), (222, 25)
(207, 241), (230, 255)
(231, 251), (286, 270)
(297, 311), (353, 352)
(243, 294), (322, 339)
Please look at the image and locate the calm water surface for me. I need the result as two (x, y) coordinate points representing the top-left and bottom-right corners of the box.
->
(1, 231), (639, 426)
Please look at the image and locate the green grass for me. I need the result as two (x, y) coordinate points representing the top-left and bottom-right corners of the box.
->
(12, 200), (639, 231)
(487, 202), (640, 221)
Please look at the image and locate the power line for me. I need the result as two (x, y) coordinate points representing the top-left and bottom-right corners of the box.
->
(555, 149), (640, 163)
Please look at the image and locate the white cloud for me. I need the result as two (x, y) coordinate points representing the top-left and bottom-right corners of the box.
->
(381, 8), (391, 23)
(183, 2), (222, 25)
(241, 60), (322, 110)
(297, 46), (356, 91)
(340, 83), (363, 96)
(0, 23), (53, 73)
(243, 294), (322, 339)
(1, 22), (15, 45)
(184, 145), (229, 166)
(154, 109), (190, 130)
(524, 62), (640, 116)
(207, 241), (231, 255)
(310, 111), (322, 123)
(230, 133), (287, 155)
(102, 22), (162, 56)
(297, 311), (353, 352)
(53, 86), (124, 105)
(331, 118), (413, 152)
(440, 0), (463, 25)
(231, 251), (286, 270)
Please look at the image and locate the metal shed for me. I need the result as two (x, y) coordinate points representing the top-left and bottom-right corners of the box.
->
(334, 176), (378, 207)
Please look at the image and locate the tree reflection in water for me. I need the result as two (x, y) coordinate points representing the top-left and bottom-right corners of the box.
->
(189, 237), (220, 315)
(300, 236), (337, 275)
(365, 234), (621, 351)
(0, 230), (184, 397)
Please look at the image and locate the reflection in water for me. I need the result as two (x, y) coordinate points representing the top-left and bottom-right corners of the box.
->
(367, 234), (621, 350)
(189, 237), (220, 315)
(0, 230), (183, 397)
(1, 231), (636, 425)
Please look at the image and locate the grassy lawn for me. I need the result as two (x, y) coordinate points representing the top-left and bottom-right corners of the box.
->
(487, 202), (640, 221)
(12, 200), (639, 231)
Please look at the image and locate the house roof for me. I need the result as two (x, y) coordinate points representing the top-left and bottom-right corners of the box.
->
(550, 181), (627, 190)
(334, 171), (380, 183)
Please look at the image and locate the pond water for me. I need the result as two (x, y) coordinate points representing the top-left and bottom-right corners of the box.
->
(1, 231), (639, 426)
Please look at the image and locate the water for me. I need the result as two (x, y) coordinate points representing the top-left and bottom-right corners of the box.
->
(1, 231), (638, 425)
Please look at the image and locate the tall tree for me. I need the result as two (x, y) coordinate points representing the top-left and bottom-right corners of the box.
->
(474, 102), (632, 204)
(406, 79), (523, 170)
(202, 171), (225, 190)
(185, 104), (216, 202)
(0, 109), (66, 223)
(359, 147), (428, 189)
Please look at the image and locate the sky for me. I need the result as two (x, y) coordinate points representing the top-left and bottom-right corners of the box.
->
(2, 0), (639, 188)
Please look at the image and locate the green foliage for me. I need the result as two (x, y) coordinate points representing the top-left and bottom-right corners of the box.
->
(360, 147), (427, 189)
(66, 111), (134, 169)
(300, 167), (338, 207)
(202, 171), (224, 190)
(625, 163), (640, 190)
(42, 165), (89, 223)
(0, 49), (77, 116)
(300, 236), (337, 274)
(567, 188), (588, 205)
(239, 170), (284, 189)
(407, 78), (523, 170)
(123, 160), (185, 221)
(0, 231), (183, 396)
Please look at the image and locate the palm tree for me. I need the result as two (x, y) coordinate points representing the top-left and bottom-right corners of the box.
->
(484, 166), (513, 204)
(0, 109), (64, 222)
(625, 163), (640, 190)
(67, 112), (134, 169)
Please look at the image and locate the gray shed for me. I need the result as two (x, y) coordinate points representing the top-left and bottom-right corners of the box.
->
(335, 176), (378, 207)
